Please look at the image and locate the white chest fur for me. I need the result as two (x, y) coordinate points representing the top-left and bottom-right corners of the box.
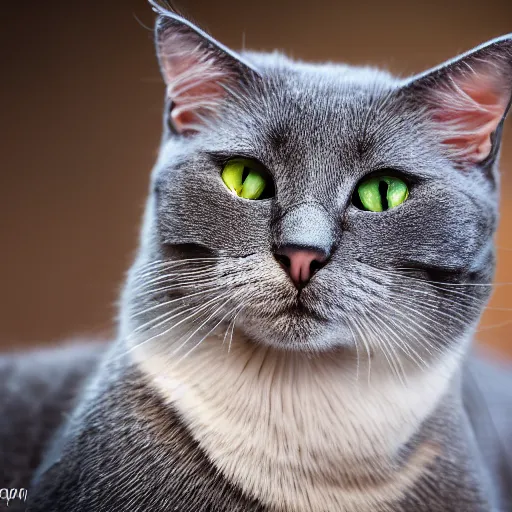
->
(133, 331), (461, 512)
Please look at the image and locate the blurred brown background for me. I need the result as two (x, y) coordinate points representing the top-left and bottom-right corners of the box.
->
(0, 0), (511, 356)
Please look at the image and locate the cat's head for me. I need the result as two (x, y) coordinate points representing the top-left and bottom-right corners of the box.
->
(123, 1), (511, 366)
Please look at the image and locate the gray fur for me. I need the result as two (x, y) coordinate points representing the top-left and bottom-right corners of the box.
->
(1, 2), (512, 511)
(0, 344), (103, 510)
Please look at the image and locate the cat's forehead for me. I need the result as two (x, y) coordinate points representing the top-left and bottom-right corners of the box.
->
(219, 55), (426, 174)
(248, 52), (399, 107)
(246, 51), (398, 87)
(240, 54), (403, 140)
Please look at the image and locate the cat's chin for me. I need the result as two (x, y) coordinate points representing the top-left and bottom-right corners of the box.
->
(237, 312), (354, 352)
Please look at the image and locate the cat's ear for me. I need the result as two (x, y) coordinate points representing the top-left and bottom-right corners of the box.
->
(149, 1), (260, 135)
(403, 35), (512, 169)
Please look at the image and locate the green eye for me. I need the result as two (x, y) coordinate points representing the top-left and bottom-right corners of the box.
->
(221, 159), (272, 200)
(356, 175), (409, 212)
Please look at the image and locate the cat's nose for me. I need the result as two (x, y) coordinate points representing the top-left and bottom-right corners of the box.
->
(274, 246), (328, 289)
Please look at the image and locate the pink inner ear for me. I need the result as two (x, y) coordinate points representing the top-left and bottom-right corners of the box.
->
(159, 33), (234, 134)
(169, 75), (228, 134)
(429, 66), (509, 165)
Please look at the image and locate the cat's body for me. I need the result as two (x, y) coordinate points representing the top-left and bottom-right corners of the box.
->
(0, 344), (103, 489)
(0, 342), (511, 511)
(2, 2), (512, 511)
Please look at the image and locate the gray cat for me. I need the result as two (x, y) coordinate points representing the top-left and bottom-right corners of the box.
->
(1, 1), (512, 510)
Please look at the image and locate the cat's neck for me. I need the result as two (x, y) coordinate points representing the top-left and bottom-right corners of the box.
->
(133, 330), (464, 512)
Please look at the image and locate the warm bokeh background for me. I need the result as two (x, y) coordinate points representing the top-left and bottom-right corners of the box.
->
(1, 0), (511, 357)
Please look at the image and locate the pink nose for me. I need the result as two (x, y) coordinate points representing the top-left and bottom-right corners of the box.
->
(275, 247), (328, 288)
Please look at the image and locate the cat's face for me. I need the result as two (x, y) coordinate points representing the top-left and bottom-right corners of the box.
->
(124, 4), (511, 366)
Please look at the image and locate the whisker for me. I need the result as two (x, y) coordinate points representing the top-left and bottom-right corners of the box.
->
(136, 257), (222, 272)
(130, 301), (201, 336)
(477, 319), (512, 332)
(364, 311), (406, 385)
(135, 265), (216, 281)
(179, 300), (246, 365)
(351, 315), (372, 385)
(370, 307), (428, 373)
(387, 293), (474, 330)
(171, 292), (243, 361)
(343, 316), (360, 381)
(228, 304), (245, 354)
(381, 299), (455, 355)
(392, 268), (508, 287)
(360, 261), (497, 287)
(132, 269), (216, 291)
(124, 292), (231, 356)
(131, 287), (228, 319)
(136, 278), (218, 297)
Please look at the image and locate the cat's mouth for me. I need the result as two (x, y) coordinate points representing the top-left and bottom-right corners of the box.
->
(267, 298), (330, 323)
(239, 296), (347, 351)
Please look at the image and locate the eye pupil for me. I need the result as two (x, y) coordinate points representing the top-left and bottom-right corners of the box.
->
(378, 180), (389, 211)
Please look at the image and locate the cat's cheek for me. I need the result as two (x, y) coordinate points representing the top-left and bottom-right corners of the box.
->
(155, 187), (273, 256)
